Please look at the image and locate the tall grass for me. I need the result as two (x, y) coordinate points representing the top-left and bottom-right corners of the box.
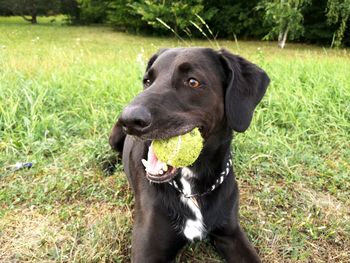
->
(0, 17), (349, 262)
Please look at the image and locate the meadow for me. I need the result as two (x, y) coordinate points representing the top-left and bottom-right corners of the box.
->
(0, 17), (349, 262)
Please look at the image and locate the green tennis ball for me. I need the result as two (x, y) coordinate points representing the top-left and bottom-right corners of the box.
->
(152, 128), (203, 168)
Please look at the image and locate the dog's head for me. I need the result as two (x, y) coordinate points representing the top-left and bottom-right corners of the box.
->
(110, 48), (269, 181)
(116, 47), (269, 138)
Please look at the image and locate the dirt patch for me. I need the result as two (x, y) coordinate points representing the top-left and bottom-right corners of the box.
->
(0, 207), (65, 262)
(238, 179), (350, 263)
(0, 202), (132, 262)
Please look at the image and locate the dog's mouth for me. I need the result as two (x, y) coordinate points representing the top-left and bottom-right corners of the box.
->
(142, 144), (178, 183)
(140, 125), (205, 183)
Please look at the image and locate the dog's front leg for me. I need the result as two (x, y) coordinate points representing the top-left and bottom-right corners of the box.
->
(131, 205), (187, 263)
(210, 224), (261, 263)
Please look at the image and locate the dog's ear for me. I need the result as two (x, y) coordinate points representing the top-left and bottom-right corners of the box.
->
(219, 49), (270, 132)
(145, 53), (158, 71)
(109, 120), (126, 159)
(145, 48), (168, 71)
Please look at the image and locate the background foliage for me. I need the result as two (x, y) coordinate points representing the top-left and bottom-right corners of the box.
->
(257, 0), (311, 48)
(0, 0), (349, 47)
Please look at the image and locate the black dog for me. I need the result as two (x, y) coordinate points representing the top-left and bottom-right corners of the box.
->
(109, 48), (270, 262)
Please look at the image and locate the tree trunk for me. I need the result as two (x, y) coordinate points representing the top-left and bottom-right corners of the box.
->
(30, 3), (38, 24)
(278, 27), (289, 49)
(278, 32), (283, 45)
(21, 15), (37, 24)
(21, 0), (37, 24)
(31, 14), (37, 24)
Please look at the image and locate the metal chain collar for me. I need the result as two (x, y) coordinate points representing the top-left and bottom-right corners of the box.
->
(169, 156), (232, 198)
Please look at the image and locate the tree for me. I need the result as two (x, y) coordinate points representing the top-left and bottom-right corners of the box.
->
(258, 0), (311, 48)
(61, 0), (80, 23)
(76, 0), (108, 24)
(203, 0), (266, 39)
(127, 0), (216, 36)
(0, 0), (60, 24)
(107, 0), (144, 32)
(326, 0), (350, 47)
(302, 0), (334, 45)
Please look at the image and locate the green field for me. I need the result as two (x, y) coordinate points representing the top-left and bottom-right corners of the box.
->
(0, 17), (349, 262)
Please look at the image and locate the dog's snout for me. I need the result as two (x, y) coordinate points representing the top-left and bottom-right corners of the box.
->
(119, 105), (152, 134)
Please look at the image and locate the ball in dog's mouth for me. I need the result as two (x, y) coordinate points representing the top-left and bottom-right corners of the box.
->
(141, 144), (178, 183)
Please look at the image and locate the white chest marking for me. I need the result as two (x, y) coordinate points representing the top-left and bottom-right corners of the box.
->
(181, 167), (196, 179)
(180, 170), (206, 241)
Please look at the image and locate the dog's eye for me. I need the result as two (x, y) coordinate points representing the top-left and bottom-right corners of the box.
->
(188, 78), (200, 88)
(143, 78), (152, 87)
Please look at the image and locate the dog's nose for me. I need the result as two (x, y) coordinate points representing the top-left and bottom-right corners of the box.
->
(119, 105), (152, 134)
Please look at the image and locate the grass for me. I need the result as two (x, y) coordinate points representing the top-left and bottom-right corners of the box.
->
(0, 17), (349, 262)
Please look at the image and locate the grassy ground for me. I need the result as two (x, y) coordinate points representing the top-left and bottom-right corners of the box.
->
(0, 17), (349, 262)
